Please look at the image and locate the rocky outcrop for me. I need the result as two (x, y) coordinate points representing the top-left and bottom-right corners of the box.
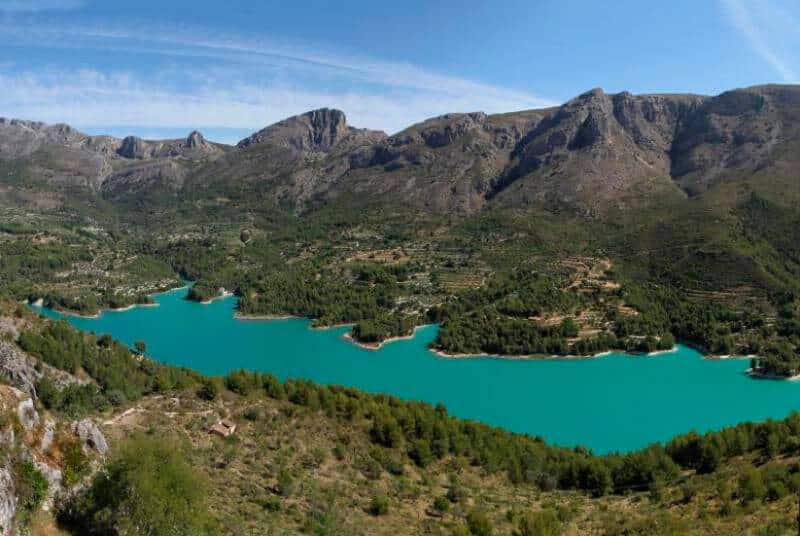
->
(185, 130), (207, 150)
(0, 385), (108, 532)
(118, 135), (147, 159)
(0, 118), (225, 197)
(101, 159), (188, 202)
(0, 118), (88, 158)
(0, 339), (84, 398)
(0, 468), (15, 536)
(34, 461), (63, 511)
(16, 398), (39, 431)
(669, 85), (799, 194)
(237, 108), (386, 153)
(0, 340), (40, 397)
(333, 109), (548, 212)
(117, 131), (221, 160)
(72, 418), (109, 455)
(40, 418), (55, 452)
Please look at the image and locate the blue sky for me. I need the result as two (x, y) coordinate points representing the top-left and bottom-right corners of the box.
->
(0, 0), (797, 143)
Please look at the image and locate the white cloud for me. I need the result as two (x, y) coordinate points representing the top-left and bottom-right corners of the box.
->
(0, 0), (83, 13)
(0, 68), (550, 142)
(0, 21), (556, 140)
(721, 0), (798, 82)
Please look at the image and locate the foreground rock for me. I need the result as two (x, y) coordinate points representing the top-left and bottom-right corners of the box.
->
(0, 468), (15, 536)
(72, 418), (109, 455)
(0, 384), (108, 533)
(0, 339), (85, 398)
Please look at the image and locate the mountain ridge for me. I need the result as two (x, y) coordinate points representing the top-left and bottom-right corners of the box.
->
(1, 83), (799, 215)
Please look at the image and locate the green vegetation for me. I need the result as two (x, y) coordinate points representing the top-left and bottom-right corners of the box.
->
(6, 313), (800, 533)
(14, 460), (48, 523)
(20, 320), (198, 415)
(352, 313), (419, 344)
(238, 267), (404, 327)
(368, 494), (390, 516)
(18, 301), (800, 501)
(61, 435), (215, 535)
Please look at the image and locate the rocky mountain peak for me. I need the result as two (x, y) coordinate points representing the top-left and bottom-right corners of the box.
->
(305, 108), (349, 148)
(185, 130), (208, 149)
(237, 108), (366, 152)
(117, 135), (147, 159)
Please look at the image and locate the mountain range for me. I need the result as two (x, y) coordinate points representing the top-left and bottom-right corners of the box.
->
(2, 84), (799, 217)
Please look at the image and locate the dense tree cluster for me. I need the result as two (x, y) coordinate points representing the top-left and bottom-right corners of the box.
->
(31, 289), (153, 316)
(19, 320), (198, 415)
(238, 268), (402, 328)
(352, 313), (419, 343)
(186, 283), (221, 303)
(435, 313), (593, 355)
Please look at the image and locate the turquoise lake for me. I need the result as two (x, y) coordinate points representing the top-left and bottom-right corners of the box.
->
(33, 286), (800, 454)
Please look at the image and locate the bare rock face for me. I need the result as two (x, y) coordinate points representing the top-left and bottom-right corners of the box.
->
(118, 135), (148, 159)
(40, 418), (56, 452)
(669, 85), (800, 194)
(185, 130), (208, 150)
(116, 131), (222, 160)
(0, 340), (40, 397)
(0, 426), (12, 448)
(0, 117), (225, 202)
(0, 468), (15, 536)
(34, 462), (63, 511)
(16, 398), (39, 431)
(101, 159), (188, 202)
(237, 108), (386, 153)
(0, 118), (87, 158)
(329, 109), (546, 212)
(72, 419), (109, 455)
(0, 339), (84, 398)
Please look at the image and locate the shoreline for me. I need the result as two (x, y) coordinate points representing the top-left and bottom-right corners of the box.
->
(32, 285), (798, 382)
(231, 311), (358, 331)
(199, 290), (234, 305)
(430, 345), (679, 361)
(234, 312), (303, 321)
(40, 299), (161, 319)
(343, 324), (434, 351)
(106, 302), (159, 313)
(645, 347), (680, 357)
(311, 322), (356, 331)
(746, 368), (800, 381)
(27, 281), (185, 318)
(704, 353), (757, 361)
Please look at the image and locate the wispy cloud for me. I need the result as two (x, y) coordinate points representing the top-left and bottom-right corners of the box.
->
(0, 21), (556, 141)
(721, 0), (798, 82)
(0, 68), (549, 144)
(0, 0), (83, 13)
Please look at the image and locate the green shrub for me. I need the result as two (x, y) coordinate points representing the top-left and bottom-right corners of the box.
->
(514, 509), (561, 536)
(277, 468), (295, 498)
(432, 495), (450, 513)
(368, 494), (389, 516)
(60, 435), (214, 534)
(15, 460), (48, 515)
(466, 509), (493, 536)
(738, 465), (766, 504)
(197, 377), (220, 401)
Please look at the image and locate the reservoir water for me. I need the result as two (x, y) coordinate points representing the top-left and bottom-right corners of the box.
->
(33, 287), (800, 454)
